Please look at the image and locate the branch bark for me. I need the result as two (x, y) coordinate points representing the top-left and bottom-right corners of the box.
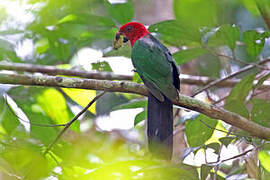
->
(1, 73), (270, 139)
(1, 61), (270, 89)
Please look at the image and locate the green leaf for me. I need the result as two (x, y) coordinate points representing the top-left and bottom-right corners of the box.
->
(174, 0), (217, 28)
(91, 61), (113, 72)
(57, 14), (77, 24)
(243, 30), (266, 58)
(201, 164), (212, 180)
(225, 100), (249, 118)
(208, 24), (240, 50)
(0, 96), (20, 135)
(219, 137), (235, 147)
(148, 20), (201, 46)
(36, 88), (71, 125)
(113, 99), (147, 111)
(62, 88), (96, 114)
(173, 48), (208, 65)
(34, 38), (49, 54)
(225, 73), (256, 118)
(226, 73), (255, 103)
(134, 110), (146, 126)
(206, 142), (220, 154)
(241, 0), (260, 16)
(251, 99), (270, 127)
(106, 0), (134, 24)
(254, 72), (270, 89)
(259, 151), (270, 172)
(185, 114), (218, 147)
(8, 87), (59, 144)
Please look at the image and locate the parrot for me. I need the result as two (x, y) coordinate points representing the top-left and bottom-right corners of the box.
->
(114, 22), (180, 159)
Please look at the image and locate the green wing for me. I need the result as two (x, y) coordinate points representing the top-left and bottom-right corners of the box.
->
(131, 34), (179, 102)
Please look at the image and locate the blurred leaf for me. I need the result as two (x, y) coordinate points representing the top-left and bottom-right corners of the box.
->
(8, 87), (59, 144)
(241, 0), (260, 16)
(251, 99), (270, 127)
(132, 72), (143, 83)
(225, 73), (256, 118)
(0, 96), (19, 135)
(208, 24), (240, 50)
(254, 72), (270, 89)
(104, 43), (131, 58)
(206, 142), (220, 154)
(62, 88), (96, 114)
(36, 88), (71, 125)
(57, 14), (77, 24)
(174, 0), (217, 28)
(134, 110), (146, 126)
(186, 114), (218, 147)
(243, 30), (266, 58)
(201, 164), (212, 180)
(259, 151), (270, 172)
(112, 99), (147, 111)
(34, 38), (49, 55)
(149, 20), (201, 46)
(91, 61), (112, 72)
(1, 143), (50, 179)
(219, 137), (235, 147)
(106, 0), (134, 24)
(0, 39), (20, 62)
(173, 48), (208, 65)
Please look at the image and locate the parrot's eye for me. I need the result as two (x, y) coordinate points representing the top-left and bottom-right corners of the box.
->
(125, 25), (133, 32)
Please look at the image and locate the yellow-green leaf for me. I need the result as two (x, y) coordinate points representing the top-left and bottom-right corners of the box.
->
(62, 88), (96, 114)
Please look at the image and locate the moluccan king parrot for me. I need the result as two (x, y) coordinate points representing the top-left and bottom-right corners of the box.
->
(114, 22), (180, 159)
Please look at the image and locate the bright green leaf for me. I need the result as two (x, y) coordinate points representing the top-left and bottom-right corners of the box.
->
(173, 48), (208, 65)
(208, 24), (240, 50)
(243, 30), (266, 58)
(134, 110), (146, 126)
(259, 151), (270, 172)
(185, 114), (218, 147)
(91, 61), (113, 72)
(62, 88), (96, 114)
(57, 14), (77, 24)
(35, 38), (49, 54)
(174, 0), (217, 28)
(36, 88), (70, 125)
(148, 20), (201, 46)
(106, 0), (134, 24)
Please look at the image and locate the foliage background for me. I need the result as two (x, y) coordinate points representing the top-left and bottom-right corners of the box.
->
(0, 0), (270, 179)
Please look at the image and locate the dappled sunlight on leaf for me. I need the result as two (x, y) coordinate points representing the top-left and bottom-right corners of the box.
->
(62, 88), (96, 114)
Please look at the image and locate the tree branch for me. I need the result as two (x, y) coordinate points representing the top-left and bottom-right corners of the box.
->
(1, 73), (270, 139)
(1, 61), (270, 89)
(0, 61), (133, 80)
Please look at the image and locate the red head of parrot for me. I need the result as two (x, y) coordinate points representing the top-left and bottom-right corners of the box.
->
(115, 22), (150, 48)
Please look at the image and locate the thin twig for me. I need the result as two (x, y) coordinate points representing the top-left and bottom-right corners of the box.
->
(192, 58), (270, 97)
(43, 91), (106, 155)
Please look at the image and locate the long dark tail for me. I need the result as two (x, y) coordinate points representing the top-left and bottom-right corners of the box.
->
(147, 92), (173, 160)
